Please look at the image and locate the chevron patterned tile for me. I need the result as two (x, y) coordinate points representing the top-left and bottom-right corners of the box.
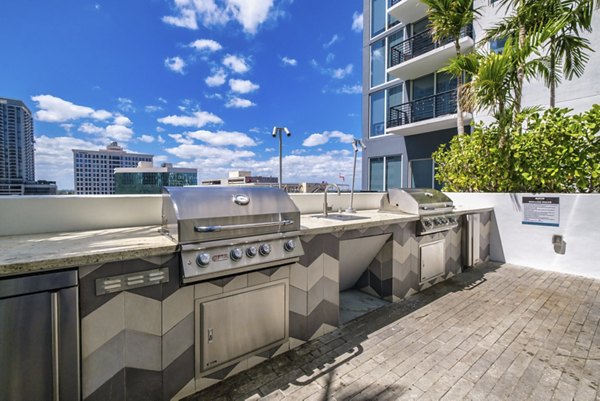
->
(82, 331), (125, 399)
(169, 378), (195, 401)
(82, 292), (125, 359)
(84, 370), (124, 401)
(307, 254), (324, 291)
(162, 312), (194, 369)
(123, 367), (162, 401)
(124, 330), (161, 371)
(162, 285), (193, 335)
(163, 346), (194, 401)
(123, 292), (161, 337)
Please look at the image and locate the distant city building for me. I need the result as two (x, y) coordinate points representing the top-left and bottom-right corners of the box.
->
(0, 97), (56, 195)
(201, 170), (278, 186)
(72, 142), (153, 194)
(114, 162), (197, 194)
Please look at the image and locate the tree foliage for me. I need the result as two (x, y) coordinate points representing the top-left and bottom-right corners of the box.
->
(433, 106), (600, 192)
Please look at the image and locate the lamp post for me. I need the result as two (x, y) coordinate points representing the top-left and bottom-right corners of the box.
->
(346, 138), (366, 213)
(272, 127), (291, 189)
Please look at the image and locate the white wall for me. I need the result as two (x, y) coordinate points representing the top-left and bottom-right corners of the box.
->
(450, 193), (600, 279)
(0, 193), (385, 237)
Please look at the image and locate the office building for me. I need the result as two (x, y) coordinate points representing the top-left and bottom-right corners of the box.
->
(0, 97), (56, 195)
(361, 0), (600, 190)
(114, 162), (197, 194)
(201, 171), (279, 186)
(72, 142), (153, 194)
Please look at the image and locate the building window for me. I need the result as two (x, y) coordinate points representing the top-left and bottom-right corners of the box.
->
(371, 40), (386, 87)
(409, 158), (439, 188)
(371, 0), (386, 37)
(369, 155), (402, 191)
(370, 91), (386, 137)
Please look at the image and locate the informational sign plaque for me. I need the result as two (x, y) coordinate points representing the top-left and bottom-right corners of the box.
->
(522, 197), (560, 227)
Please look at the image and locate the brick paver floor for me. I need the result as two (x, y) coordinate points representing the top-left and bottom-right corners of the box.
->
(186, 263), (600, 401)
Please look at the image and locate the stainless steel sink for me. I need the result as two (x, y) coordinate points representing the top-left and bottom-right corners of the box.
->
(312, 213), (370, 221)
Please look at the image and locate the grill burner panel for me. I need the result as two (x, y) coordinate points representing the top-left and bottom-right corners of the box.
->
(162, 186), (304, 284)
(380, 188), (459, 235)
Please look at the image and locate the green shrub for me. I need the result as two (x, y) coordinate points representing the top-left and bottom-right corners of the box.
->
(433, 105), (600, 192)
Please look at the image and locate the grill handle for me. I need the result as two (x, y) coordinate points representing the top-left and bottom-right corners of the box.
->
(194, 219), (294, 233)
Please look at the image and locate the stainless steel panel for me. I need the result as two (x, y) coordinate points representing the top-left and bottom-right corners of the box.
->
(0, 272), (80, 401)
(95, 267), (169, 295)
(162, 186), (301, 243)
(198, 282), (287, 373)
(464, 214), (481, 266)
(380, 188), (454, 215)
(420, 240), (445, 282)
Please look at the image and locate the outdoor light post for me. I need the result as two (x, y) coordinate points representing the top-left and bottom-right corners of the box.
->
(272, 127), (291, 189)
(346, 138), (366, 213)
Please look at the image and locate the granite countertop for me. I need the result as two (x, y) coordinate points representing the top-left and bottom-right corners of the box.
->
(300, 206), (493, 235)
(0, 226), (178, 277)
(0, 206), (492, 278)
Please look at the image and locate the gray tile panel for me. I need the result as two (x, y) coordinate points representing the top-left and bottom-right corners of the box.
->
(79, 261), (123, 319)
(289, 310), (308, 341)
(125, 330), (162, 371)
(124, 367), (162, 401)
(84, 369), (125, 401)
(162, 312), (194, 369)
(82, 331), (125, 399)
(162, 346), (195, 401)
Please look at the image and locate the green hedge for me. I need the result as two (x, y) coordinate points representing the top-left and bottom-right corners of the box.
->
(433, 106), (600, 192)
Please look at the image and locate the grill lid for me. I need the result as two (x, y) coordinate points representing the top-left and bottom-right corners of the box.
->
(162, 186), (301, 244)
(380, 188), (454, 215)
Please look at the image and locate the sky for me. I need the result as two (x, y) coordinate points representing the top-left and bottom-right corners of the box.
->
(0, 0), (364, 190)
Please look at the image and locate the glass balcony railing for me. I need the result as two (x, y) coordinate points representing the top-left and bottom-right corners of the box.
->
(389, 25), (473, 68)
(387, 89), (457, 128)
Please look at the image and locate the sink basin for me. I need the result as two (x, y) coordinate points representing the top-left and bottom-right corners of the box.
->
(312, 213), (370, 221)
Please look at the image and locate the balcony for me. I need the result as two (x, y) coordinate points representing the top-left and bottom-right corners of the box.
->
(387, 26), (474, 81)
(386, 89), (472, 135)
(388, 0), (428, 26)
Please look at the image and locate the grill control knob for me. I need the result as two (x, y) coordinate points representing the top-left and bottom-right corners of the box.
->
(423, 219), (433, 229)
(246, 246), (258, 258)
(259, 243), (272, 256)
(230, 248), (243, 261)
(196, 253), (210, 267)
(283, 239), (296, 252)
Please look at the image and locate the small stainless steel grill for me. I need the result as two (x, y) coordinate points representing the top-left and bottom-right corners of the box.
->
(380, 188), (459, 235)
(162, 186), (304, 284)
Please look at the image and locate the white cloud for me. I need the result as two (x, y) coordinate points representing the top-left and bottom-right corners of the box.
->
(113, 115), (132, 126)
(303, 130), (355, 147)
(332, 64), (353, 79)
(158, 110), (223, 128)
(79, 122), (104, 134)
(105, 124), (135, 142)
(189, 39), (222, 52)
(205, 68), (227, 87)
(352, 12), (363, 32)
(158, 97), (168, 104)
(158, 135), (166, 144)
(145, 105), (163, 113)
(225, 96), (256, 108)
(169, 134), (195, 145)
(31, 94), (113, 123)
(162, 8), (199, 29)
(336, 84), (362, 94)
(117, 97), (135, 113)
(187, 130), (257, 147)
(164, 56), (186, 74)
(265, 147), (275, 152)
(326, 53), (335, 64)
(34, 135), (99, 189)
(281, 56), (297, 66)
(324, 34), (339, 48)
(60, 123), (74, 133)
(223, 54), (250, 74)
(138, 135), (155, 143)
(205, 93), (224, 100)
(229, 78), (259, 94)
(162, 0), (277, 34)
(166, 143), (255, 161)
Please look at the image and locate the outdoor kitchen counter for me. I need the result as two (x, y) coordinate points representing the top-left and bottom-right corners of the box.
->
(300, 206), (493, 235)
(0, 225), (177, 277)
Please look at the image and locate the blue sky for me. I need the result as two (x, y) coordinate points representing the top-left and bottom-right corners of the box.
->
(0, 0), (364, 190)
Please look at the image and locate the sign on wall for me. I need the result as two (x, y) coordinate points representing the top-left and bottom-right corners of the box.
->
(522, 197), (560, 227)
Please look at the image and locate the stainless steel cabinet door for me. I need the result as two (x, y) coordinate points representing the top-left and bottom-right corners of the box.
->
(200, 283), (287, 372)
(420, 240), (445, 282)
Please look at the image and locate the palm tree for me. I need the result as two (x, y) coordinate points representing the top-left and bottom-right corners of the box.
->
(420, 0), (480, 135)
(486, 0), (594, 108)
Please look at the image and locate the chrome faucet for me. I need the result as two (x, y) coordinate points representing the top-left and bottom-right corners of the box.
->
(323, 183), (341, 216)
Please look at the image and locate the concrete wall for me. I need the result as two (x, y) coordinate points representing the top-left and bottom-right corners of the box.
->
(450, 193), (600, 279)
(0, 193), (386, 237)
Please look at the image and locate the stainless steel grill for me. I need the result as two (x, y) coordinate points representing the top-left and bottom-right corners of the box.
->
(380, 188), (459, 235)
(162, 186), (304, 284)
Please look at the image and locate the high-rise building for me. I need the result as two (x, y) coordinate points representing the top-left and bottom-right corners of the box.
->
(0, 97), (56, 195)
(361, 0), (600, 190)
(72, 142), (153, 194)
(114, 162), (197, 194)
(0, 97), (35, 194)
